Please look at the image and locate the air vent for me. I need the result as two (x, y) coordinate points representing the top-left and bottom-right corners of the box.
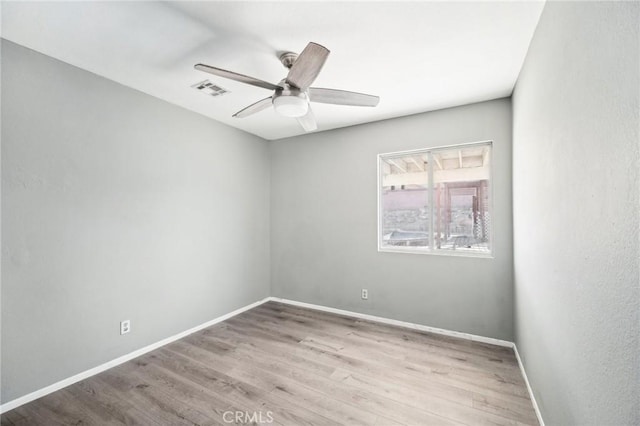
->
(191, 80), (229, 97)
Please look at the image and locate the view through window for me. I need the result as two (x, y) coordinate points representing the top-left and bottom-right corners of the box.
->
(379, 142), (492, 255)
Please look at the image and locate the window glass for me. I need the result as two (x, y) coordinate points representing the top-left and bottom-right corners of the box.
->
(432, 145), (491, 253)
(380, 154), (430, 248)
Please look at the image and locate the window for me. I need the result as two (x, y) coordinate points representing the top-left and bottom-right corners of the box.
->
(378, 141), (492, 256)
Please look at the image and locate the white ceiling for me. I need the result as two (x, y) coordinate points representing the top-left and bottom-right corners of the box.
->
(1, 1), (545, 140)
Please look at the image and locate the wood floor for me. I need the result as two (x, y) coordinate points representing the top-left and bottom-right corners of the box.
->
(1, 302), (539, 426)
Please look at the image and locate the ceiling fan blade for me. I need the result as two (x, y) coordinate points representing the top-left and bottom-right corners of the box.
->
(296, 106), (317, 132)
(308, 88), (380, 107)
(285, 42), (330, 90)
(232, 97), (273, 118)
(194, 64), (282, 91)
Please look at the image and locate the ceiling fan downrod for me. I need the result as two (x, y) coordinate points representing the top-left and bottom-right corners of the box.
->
(279, 52), (299, 69)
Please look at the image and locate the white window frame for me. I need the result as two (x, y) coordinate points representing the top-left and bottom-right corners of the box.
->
(377, 140), (494, 258)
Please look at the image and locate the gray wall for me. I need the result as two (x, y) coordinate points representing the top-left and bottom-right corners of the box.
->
(270, 98), (514, 340)
(512, 2), (639, 425)
(1, 41), (270, 403)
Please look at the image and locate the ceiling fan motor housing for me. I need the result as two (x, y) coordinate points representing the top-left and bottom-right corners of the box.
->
(272, 83), (309, 117)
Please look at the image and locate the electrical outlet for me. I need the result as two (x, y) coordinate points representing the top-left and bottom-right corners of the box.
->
(361, 289), (369, 300)
(120, 320), (131, 335)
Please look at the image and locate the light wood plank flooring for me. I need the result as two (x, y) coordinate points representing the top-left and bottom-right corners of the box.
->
(1, 302), (539, 425)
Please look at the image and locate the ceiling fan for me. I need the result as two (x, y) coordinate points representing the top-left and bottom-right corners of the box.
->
(194, 42), (380, 132)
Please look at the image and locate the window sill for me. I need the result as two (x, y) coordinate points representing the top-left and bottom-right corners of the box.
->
(378, 246), (494, 259)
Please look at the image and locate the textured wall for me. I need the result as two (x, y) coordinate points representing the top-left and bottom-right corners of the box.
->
(1, 41), (270, 403)
(512, 2), (639, 424)
(271, 99), (514, 340)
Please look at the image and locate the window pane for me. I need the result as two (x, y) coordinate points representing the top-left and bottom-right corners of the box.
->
(432, 144), (491, 253)
(380, 153), (430, 248)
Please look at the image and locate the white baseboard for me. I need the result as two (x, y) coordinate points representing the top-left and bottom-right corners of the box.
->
(0, 297), (271, 414)
(513, 344), (545, 426)
(268, 297), (513, 347)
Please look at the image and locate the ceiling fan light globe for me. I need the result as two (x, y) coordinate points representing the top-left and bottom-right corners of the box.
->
(273, 95), (309, 117)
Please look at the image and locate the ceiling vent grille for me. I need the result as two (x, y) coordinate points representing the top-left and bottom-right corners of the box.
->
(191, 80), (229, 97)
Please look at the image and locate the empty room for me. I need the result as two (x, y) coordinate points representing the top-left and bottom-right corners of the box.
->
(1, 1), (638, 425)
